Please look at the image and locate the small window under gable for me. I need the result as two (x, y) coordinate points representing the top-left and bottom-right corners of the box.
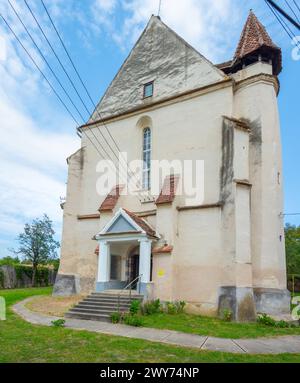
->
(143, 82), (154, 98)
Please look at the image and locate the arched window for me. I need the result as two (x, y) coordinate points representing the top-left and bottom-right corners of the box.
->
(142, 127), (151, 189)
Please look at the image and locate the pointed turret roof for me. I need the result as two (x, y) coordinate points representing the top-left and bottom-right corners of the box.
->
(217, 10), (282, 76)
(234, 10), (278, 59)
(233, 10), (282, 75)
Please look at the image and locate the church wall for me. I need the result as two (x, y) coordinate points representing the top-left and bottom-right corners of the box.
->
(173, 207), (223, 316)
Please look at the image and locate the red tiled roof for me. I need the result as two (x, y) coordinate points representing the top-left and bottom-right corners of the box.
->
(234, 10), (279, 60)
(152, 245), (173, 254)
(99, 185), (124, 212)
(217, 11), (282, 76)
(155, 174), (180, 205)
(123, 208), (157, 238)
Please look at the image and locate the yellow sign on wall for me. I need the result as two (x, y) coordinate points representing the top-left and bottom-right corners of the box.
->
(157, 269), (165, 278)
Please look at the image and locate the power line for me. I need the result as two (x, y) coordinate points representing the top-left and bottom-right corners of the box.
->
(8, 0), (86, 122)
(40, 0), (151, 200)
(265, 0), (300, 49)
(0, 12), (132, 192)
(24, 0), (92, 117)
(266, 0), (300, 30)
(284, 0), (300, 23)
(274, 3), (300, 49)
(0, 13), (106, 163)
(23, 0), (124, 169)
(293, 0), (300, 15)
(40, 0), (125, 158)
(0, 13), (79, 126)
(10, 1), (145, 200)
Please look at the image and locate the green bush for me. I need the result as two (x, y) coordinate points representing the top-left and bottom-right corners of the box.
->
(14, 264), (51, 287)
(165, 302), (177, 315)
(275, 320), (290, 328)
(164, 301), (186, 315)
(110, 312), (122, 324)
(130, 300), (141, 315)
(175, 301), (186, 314)
(221, 308), (233, 322)
(123, 314), (143, 327)
(51, 319), (65, 327)
(257, 313), (276, 327)
(141, 299), (162, 315)
(0, 256), (20, 267)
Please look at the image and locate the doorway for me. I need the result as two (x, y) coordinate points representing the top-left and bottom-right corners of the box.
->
(128, 253), (139, 285)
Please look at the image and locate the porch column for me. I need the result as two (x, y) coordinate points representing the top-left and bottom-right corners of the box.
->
(139, 238), (152, 283)
(97, 240), (110, 283)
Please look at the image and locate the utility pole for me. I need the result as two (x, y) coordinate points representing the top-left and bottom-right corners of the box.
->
(266, 0), (300, 30)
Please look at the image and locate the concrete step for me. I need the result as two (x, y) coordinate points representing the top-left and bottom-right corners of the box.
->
(91, 290), (141, 296)
(82, 297), (140, 304)
(91, 292), (144, 300)
(76, 303), (131, 310)
(65, 311), (110, 322)
(65, 291), (144, 322)
(69, 307), (118, 315)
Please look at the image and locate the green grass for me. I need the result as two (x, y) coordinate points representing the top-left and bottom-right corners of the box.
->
(141, 312), (300, 339)
(1, 287), (300, 363)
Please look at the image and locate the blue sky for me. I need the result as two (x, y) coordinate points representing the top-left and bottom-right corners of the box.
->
(0, 0), (299, 257)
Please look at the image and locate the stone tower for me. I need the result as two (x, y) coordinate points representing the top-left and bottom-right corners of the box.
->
(219, 11), (289, 318)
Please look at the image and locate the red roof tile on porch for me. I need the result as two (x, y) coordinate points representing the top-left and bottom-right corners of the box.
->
(123, 208), (157, 238)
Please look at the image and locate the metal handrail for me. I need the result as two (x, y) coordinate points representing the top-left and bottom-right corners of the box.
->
(117, 274), (142, 313)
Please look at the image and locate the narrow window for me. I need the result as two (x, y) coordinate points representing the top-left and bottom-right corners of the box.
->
(143, 82), (154, 98)
(142, 127), (151, 189)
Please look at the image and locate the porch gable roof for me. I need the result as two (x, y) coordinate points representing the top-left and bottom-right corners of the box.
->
(96, 208), (158, 239)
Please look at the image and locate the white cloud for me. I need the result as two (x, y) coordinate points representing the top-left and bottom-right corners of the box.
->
(105, 0), (244, 62)
(94, 0), (117, 13)
(0, 37), (6, 61)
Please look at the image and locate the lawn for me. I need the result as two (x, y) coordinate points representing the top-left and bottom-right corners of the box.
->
(1, 287), (300, 363)
(142, 312), (300, 339)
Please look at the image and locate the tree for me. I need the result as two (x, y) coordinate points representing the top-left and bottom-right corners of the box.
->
(285, 223), (300, 276)
(12, 215), (60, 286)
(0, 256), (20, 267)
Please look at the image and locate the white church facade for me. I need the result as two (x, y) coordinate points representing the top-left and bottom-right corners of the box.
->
(54, 12), (290, 321)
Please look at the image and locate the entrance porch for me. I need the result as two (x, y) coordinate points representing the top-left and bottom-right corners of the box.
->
(95, 208), (158, 298)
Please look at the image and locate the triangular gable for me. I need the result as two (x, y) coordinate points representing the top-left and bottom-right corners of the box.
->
(107, 215), (137, 233)
(90, 16), (226, 120)
(99, 208), (147, 235)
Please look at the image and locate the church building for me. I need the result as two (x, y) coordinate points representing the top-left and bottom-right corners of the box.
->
(54, 11), (290, 321)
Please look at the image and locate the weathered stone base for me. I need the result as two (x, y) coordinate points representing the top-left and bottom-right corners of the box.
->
(137, 282), (154, 300)
(53, 274), (80, 296)
(254, 288), (291, 315)
(218, 286), (257, 322)
(95, 281), (127, 292)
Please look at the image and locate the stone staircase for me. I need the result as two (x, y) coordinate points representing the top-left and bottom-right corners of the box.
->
(65, 291), (144, 322)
